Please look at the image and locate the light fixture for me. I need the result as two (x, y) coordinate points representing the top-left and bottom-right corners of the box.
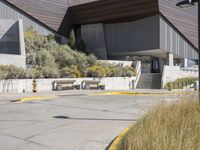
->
(176, 0), (197, 8)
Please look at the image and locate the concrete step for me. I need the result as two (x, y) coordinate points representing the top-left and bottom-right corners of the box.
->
(137, 73), (162, 89)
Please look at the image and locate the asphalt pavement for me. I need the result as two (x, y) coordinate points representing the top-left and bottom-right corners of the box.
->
(0, 90), (173, 150)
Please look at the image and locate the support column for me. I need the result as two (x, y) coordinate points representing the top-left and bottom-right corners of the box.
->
(184, 58), (188, 67)
(168, 53), (174, 66)
(19, 19), (26, 56)
(18, 19), (26, 68)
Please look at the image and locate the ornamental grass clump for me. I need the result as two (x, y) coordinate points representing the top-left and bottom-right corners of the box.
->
(117, 94), (200, 150)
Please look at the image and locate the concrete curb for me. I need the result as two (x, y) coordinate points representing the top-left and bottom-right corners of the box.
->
(92, 91), (198, 96)
(109, 128), (129, 150)
(92, 91), (171, 96)
(11, 96), (56, 103)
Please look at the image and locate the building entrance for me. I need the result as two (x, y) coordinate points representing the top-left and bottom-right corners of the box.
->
(151, 58), (160, 73)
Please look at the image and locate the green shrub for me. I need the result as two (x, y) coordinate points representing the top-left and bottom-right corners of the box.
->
(26, 67), (44, 79)
(67, 29), (76, 49)
(166, 77), (198, 90)
(41, 66), (60, 78)
(176, 77), (198, 83)
(87, 63), (136, 78)
(122, 66), (136, 77)
(87, 64), (107, 78)
(60, 65), (81, 78)
(109, 65), (123, 77)
(87, 54), (97, 66)
(24, 28), (136, 78)
(0, 65), (26, 79)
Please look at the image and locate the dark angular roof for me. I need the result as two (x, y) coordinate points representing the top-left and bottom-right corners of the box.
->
(4, 0), (198, 49)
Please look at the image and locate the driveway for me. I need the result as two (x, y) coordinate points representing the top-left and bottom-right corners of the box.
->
(0, 91), (166, 150)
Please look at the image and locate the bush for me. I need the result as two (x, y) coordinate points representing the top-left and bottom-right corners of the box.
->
(23, 28), (136, 78)
(60, 65), (81, 78)
(26, 67), (44, 79)
(117, 94), (200, 150)
(176, 77), (198, 83)
(109, 65), (123, 77)
(0, 65), (26, 80)
(87, 54), (97, 66)
(87, 64), (107, 78)
(87, 63), (136, 78)
(122, 66), (136, 77)
(67, 29), (76, 49)
(166, 77), (198, 90)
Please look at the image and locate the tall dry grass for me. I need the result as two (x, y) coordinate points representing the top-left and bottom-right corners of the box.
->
(117, 93), (200, 150)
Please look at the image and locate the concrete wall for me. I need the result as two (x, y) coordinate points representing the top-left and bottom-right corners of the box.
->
(160, 16), (198, 60)
(0, 77), (136, 93)
(0, 19), (26, 68)
(0, 54), (26, 68)
(104, 16), (160, 55)
(0, 19), (19, 54)
(0, 0), (51, 35)
(161, 65), (198, 88)
(98, 60), (133, 67)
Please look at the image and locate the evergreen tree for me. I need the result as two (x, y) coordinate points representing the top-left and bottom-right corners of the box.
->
(67, 29), (76, 49)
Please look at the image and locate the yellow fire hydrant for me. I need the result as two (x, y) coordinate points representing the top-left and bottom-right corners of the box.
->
(32, 79), (37, 93)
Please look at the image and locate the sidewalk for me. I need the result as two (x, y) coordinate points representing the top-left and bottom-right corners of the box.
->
(0, 89), (193, 102)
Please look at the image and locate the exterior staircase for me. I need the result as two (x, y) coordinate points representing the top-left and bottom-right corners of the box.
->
(137, 73), (162, 89)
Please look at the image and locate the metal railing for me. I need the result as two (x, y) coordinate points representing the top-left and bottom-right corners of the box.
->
(167, 78), (198, 91)
(180, 67), (199, 73)
(133, 61), (141, 89)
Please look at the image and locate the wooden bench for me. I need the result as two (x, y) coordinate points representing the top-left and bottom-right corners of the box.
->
(53, 80), (80, 91)
(82, 80), (105, 90)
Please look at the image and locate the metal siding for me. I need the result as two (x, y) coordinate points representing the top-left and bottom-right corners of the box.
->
(159, 0), (198, 48)
(166, 25), (170, 52)
(0, 1), (51, 35)
(172, 30), (177, 54)
(104, 16), (160, 54)
(179, 37), (185, 58)
(160, 18), (165, 50)
(81, 24), (107, 59)
(159, 16), (198, 60)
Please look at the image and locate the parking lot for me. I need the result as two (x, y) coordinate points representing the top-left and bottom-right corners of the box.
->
(0, 90), (168, 150)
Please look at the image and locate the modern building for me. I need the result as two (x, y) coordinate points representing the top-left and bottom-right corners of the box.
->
(0, 0), (198, 88)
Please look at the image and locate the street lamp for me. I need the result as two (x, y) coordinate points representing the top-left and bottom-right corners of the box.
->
(176, 0), (197, 7)
(176, 0), (200, 94)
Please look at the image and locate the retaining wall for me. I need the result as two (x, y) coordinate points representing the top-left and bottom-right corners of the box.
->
(161, 65), (198, 88)
(0, 77), (136, 93)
